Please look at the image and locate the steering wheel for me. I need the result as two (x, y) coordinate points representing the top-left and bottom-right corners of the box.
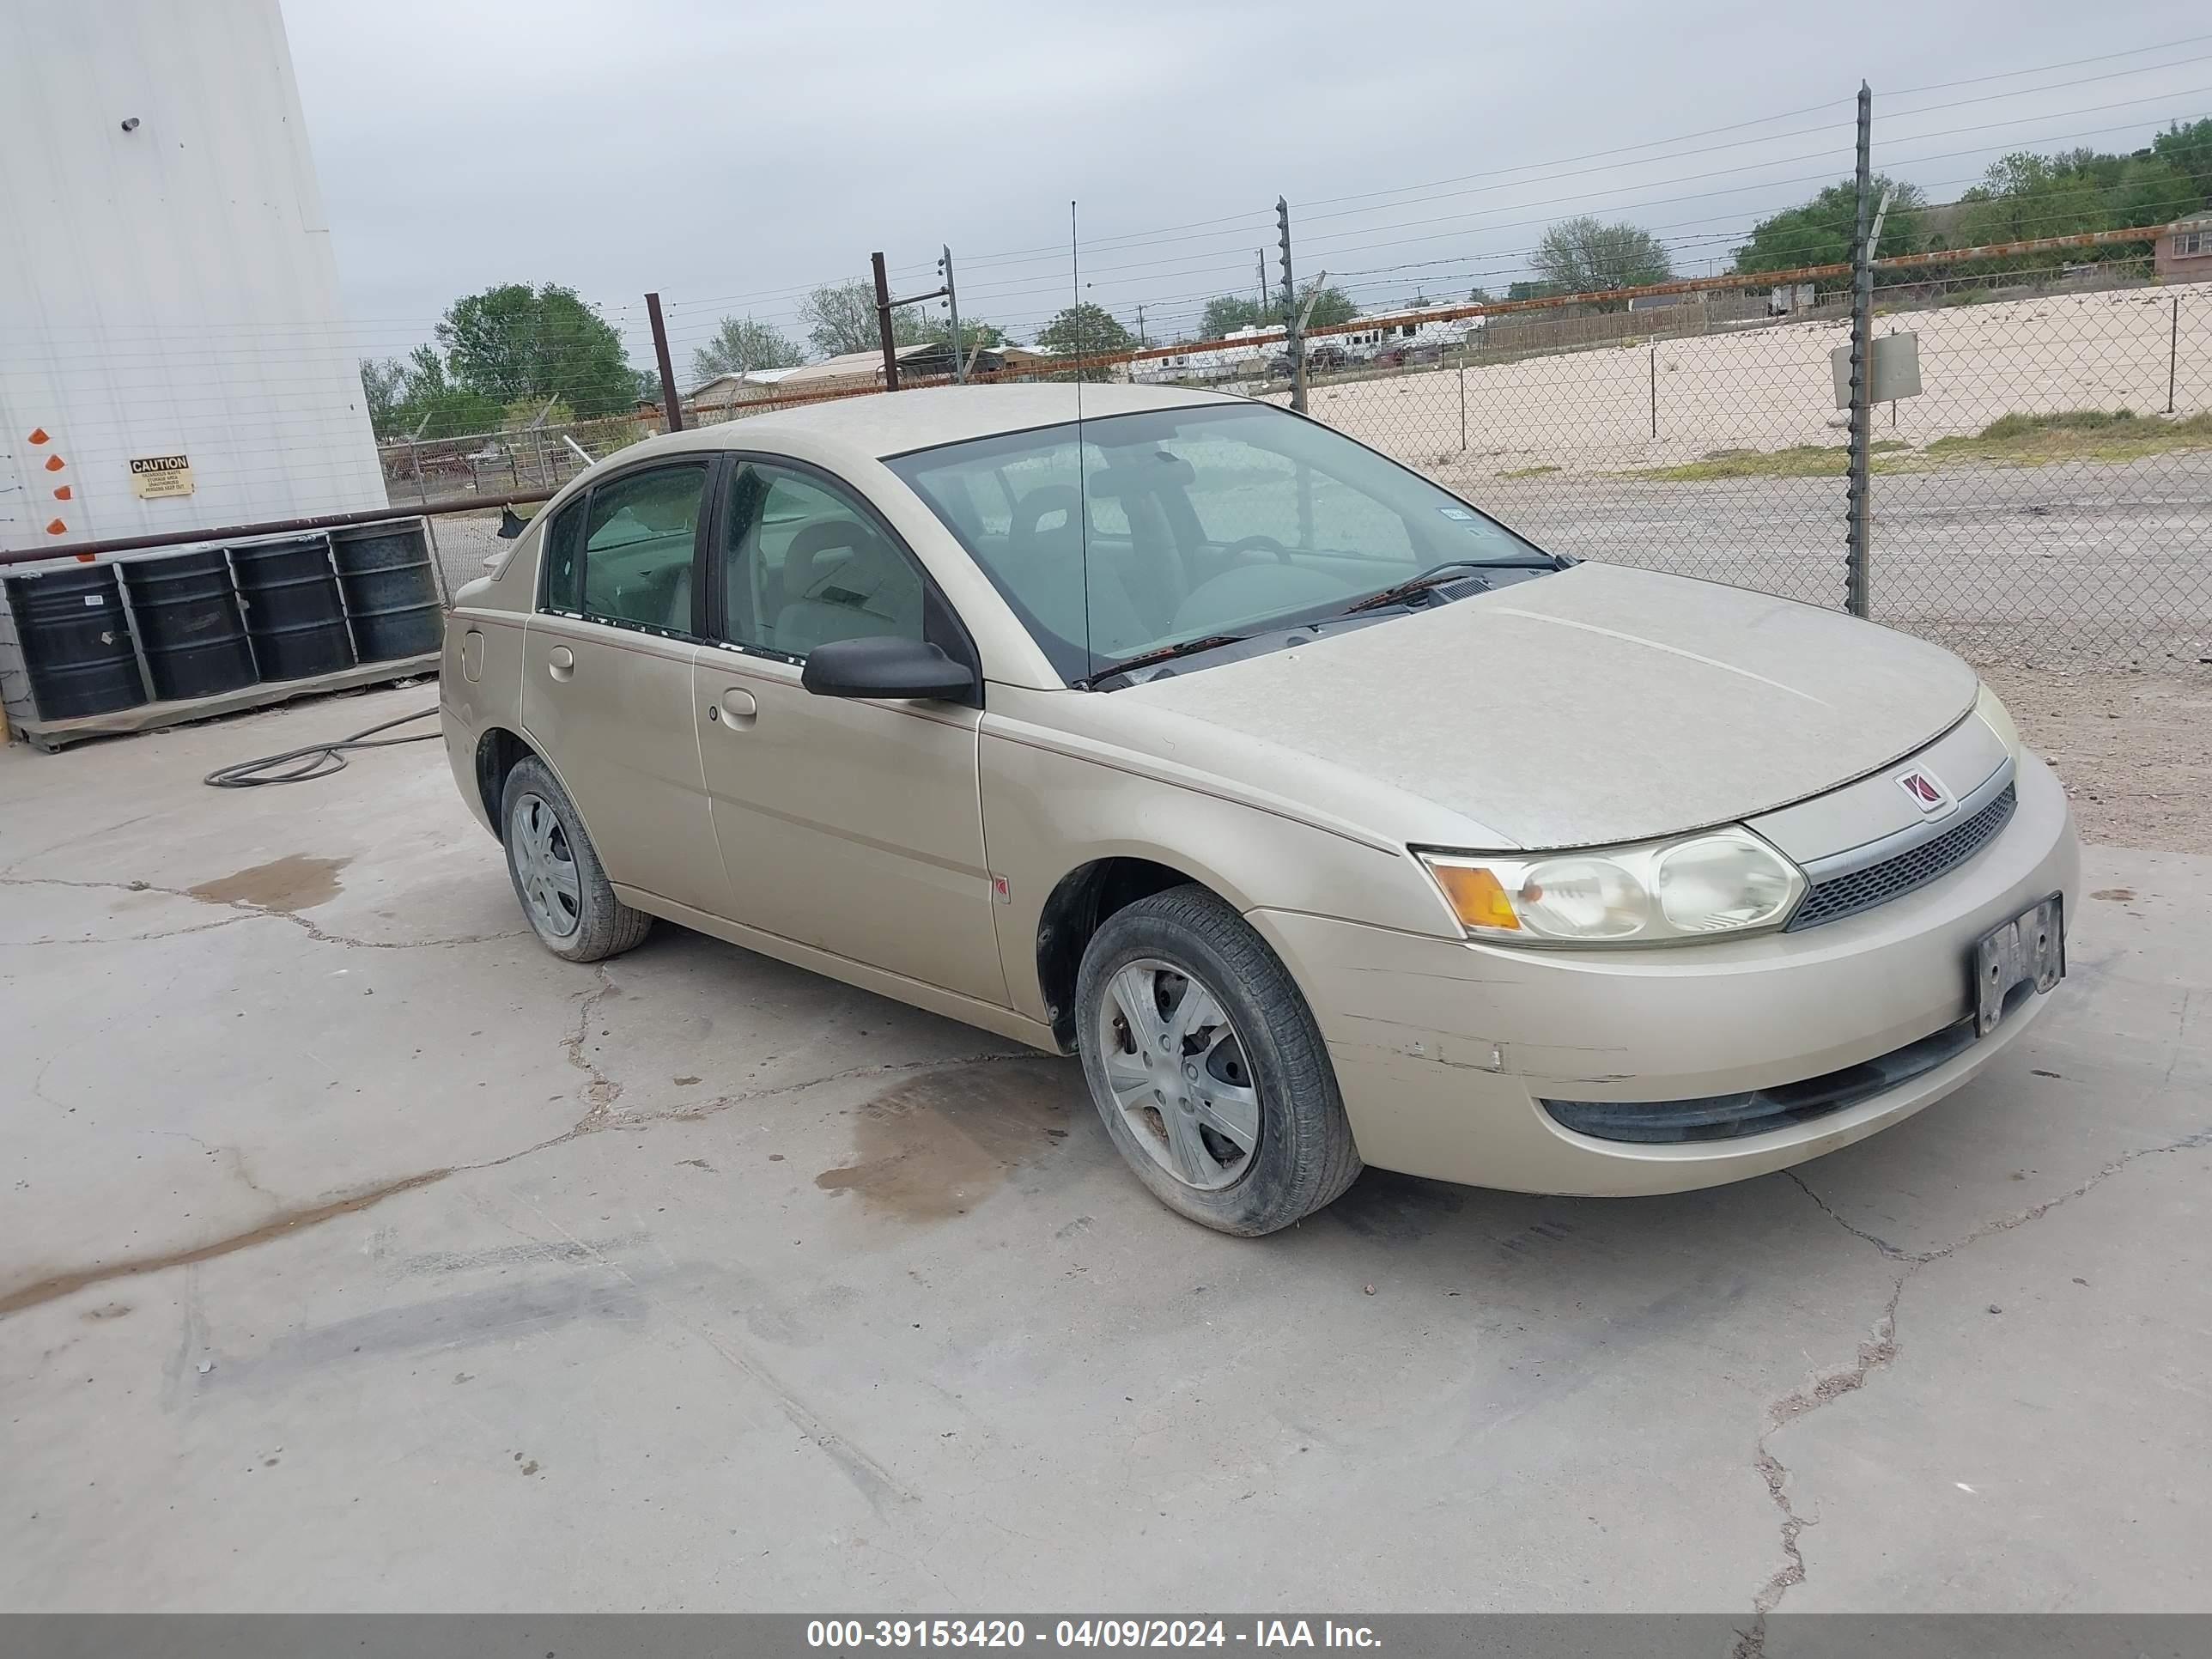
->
(1223, 534), (1291, 564)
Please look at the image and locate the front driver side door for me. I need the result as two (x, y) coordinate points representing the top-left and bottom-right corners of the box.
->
(693, 458), (1007, 1007)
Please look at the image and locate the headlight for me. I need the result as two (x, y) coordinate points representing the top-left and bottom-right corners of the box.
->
(1419, 826), (1806, 945)
(1975, 682), (2021, 759)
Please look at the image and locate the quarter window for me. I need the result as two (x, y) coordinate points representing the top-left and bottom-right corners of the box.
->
(578, 462), (708, 634)
(719, 463), (927, 659)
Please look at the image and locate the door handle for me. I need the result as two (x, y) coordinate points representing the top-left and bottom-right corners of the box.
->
(547, 646), (574, 681)
(710, 685), (757, 727)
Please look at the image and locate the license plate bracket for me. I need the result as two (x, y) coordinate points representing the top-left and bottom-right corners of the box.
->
(1974, 894), (2064, 1037)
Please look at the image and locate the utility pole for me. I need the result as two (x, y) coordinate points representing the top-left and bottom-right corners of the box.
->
(939, 246), (964, 384)
(871, 253), (902, 392)
(1844, 82), (1874, 619)
(646, 291), (683, 432)
(1135, 305), (1146, 349)
(1278, 197), (1306, 415)
(1255, 252), (1267, 325)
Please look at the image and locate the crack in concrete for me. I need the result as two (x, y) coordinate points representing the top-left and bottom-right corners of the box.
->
(560, 967), (625, 1121)
(0, 874), (526, 950)
(1737, 1120), (2212, 1645)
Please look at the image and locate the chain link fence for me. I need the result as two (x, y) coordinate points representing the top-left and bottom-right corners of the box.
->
(1277, 266), (2209, 674)
(392, 244), (2212, 683)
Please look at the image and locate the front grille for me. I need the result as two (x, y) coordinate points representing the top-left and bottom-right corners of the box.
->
(1786, 782), (2017, 931)
(1543, 1017), (1979, 1144)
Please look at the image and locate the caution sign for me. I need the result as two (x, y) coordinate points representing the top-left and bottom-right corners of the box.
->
(129, 454), (195, 499)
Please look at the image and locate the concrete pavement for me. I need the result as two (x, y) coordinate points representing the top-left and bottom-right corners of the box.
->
(2, 685), (2206, 1614)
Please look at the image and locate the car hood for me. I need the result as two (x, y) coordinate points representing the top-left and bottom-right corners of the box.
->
(1121, 562), (1979, 849)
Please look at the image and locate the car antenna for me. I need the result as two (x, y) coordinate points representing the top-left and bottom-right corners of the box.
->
(1072, 198), (1093, 683)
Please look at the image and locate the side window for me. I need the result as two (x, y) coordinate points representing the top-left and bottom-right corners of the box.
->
(719, 463), (926, 659)
(579, 462), (708, 634)
(540, 500), (585, 612)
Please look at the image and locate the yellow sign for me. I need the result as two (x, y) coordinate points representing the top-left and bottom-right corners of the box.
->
(129, 454), (194, 499)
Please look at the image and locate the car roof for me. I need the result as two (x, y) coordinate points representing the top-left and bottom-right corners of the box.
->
(622, 381), (1248, 470)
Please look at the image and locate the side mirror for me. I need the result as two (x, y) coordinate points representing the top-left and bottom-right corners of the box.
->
(800, 635), (977, 704)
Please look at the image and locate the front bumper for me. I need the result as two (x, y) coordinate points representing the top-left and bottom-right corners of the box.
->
(1249, 752), (2080, 1196)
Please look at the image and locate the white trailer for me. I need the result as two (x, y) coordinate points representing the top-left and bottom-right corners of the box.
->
(0, 0), (386, 554)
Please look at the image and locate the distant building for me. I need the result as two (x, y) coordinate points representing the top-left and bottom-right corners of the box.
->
(687, 368), (800, 416)
(2156, 216), (2212, 283)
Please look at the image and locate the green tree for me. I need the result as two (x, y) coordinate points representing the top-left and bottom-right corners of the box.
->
(1200, 294), (1266, 337)
(358, 357), (408, 437)
(433, 283), (638, 417)
(800, 281), (921, 357)
(691, 316), (804, 382)
(1036, 303), (1133, 379)
(1302, 285), (1358, 328)
(1467, 286), (1494, 303)
(388, 342), (501, 441)
(2150, 118), (2212, 209)
(1735, 178), (1926, 292)
(1531, 217), (1674, 301)
(1504, 279), (1561, 302)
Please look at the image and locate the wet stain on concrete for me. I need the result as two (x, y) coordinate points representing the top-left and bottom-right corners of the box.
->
(188, 854), (350, 913)
(2090, 887), (2136, 902)
(0, 1168), (449, 1317)
(814, 1059), (1079, 1221)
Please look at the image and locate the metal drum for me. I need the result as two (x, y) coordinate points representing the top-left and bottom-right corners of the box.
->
(3, 563), (147, 720)
(331, 520), (442, 662)
(231, 536), (355, 680)
(122, 548), (257, 702)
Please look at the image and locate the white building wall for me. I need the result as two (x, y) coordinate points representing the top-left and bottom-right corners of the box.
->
(0, 0), (386, 552)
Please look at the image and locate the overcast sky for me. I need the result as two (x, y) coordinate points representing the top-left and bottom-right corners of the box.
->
(283, 0), (2211, 375)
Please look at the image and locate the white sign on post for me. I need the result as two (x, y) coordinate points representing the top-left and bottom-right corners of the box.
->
(1832, 333), (1922, 409)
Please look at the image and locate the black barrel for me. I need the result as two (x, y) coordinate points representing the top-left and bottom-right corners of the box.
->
(122, 549), (258, 702)
(4, 564), (147, 720)
(231, 536), (355, 680)
(331, 520), (442, 661)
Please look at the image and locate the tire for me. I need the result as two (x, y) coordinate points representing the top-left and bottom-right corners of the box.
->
(1074, 884), (1361, 1235)
(500, 755), (653, 963)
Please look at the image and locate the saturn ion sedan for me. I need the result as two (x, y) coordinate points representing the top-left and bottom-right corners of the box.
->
(440, 384), (2077, 1235)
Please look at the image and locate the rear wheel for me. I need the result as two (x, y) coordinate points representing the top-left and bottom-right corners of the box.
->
(501, 756), (652, 963)
(1074, 885), (1360, 1234)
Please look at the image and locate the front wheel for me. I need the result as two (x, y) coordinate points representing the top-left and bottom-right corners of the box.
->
(1074, 885), (1361, 1235)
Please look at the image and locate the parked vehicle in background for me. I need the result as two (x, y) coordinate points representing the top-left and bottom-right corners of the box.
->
(441, 385), (2077, 1235)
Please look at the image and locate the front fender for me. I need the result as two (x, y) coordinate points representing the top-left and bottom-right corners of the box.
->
(979, 721), (1454, 1025)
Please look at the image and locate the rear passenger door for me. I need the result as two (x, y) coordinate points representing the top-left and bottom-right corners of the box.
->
(520, 459), (723, 917)
(693, 458), (1007, 1006)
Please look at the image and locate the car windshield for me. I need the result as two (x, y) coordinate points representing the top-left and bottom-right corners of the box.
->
(884, 402), (1553, 683)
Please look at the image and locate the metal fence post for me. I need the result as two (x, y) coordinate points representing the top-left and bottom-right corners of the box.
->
(1649, 343), (1658, 440)
(1844, 82), (1875, 619)
(2171, 296), (2181, 416)
(1277, 198), (1306, 416)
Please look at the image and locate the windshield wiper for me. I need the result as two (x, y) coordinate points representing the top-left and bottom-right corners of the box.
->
(1083, 634), (1247, 686)
(1342, 558), (1560, 614)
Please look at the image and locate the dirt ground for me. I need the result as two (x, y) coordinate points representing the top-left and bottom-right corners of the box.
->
(1984, 665), (2212, 855)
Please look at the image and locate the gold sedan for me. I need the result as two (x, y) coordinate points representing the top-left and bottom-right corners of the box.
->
(441, 385), (2076, 1234)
